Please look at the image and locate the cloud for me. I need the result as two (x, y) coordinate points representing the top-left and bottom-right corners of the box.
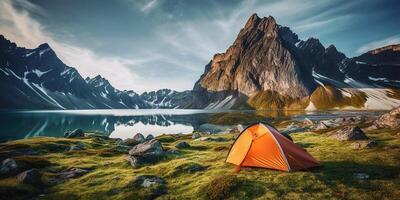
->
(141, 0), (158, 12)
(356, 35), (400, 54)
(0, 0), (144, 91)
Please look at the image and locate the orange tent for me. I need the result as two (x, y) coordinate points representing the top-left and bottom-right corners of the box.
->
(226, 123), (320, 172)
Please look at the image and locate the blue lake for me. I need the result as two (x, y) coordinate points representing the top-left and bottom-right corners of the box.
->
(0, 109), (383, 142)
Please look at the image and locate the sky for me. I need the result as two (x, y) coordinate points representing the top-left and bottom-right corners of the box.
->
(0, 0), (399, 93)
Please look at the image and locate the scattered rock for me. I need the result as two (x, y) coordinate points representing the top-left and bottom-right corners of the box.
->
(371, 107), (400, 129)
(129, 139), (164, 157)
(69, 142), (86, 151)
(134, 175), (166, 188)
(145, 134), (154, 141)
(303, 118), (314, 126)
(352, 140), (378, 149)
(335, 126), (369, 141)
(132, 133), (145, 143)
(166, 149), (180, 155)
(64, 129), (84, 138)
(192, 132), (201, 139)
(315, 121), (331, 130)
(175, 142), (190, 149)
(0, 158), (18, 175)
(354, 173), (369, 179)
(229, 125), (243, 134)
(17, 169), (42, 185)
(130, 175), (167, 199)
(127, 139), (164, 168)
(58, 168), (91, 179)
(282, 123), (304, 134)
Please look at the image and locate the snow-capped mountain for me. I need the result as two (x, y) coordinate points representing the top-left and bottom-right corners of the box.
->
(191, 13), (400, 110)
(140, 89), (192, 109)
(0, 35), (151, 109)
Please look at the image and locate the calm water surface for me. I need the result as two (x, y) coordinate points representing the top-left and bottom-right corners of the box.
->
(0, 109), (383, 142)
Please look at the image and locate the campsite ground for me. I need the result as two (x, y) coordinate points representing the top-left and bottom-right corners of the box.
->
(0, 121), (399, 200)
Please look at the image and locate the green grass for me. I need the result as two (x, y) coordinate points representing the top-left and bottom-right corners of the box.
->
(0, 127), (399, 199)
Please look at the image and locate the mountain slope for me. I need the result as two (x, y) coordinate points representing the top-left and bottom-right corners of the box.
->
(192, 14), (400, 110)
(0, 35), (150, 109)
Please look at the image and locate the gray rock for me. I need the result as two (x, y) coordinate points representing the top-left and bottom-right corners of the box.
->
(64, 129), (84, 138)
(17, 169), (42, 185)
(335, 126), (369, 141)
(175, 142), (190, 149)
(134, 175), (165, 188)
(372, 106), (400, 129)
(132, 133), (145, 143)
(354, 173), (369, 179)
(166, 149), (180, 155)
(0, 158), (17, 175)
(145, 134), (154, 141)
(192, 132), (201, 139)
(352, 140), (378, 149)
(282, 122), (304, 134)
(303, 118), (314, 126)
(127, 139), (164, 168)
(315, 121), (331, 130)
(129, 139), (164, 157)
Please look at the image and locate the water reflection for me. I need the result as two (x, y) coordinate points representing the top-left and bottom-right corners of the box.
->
(0, 109), (384, 142)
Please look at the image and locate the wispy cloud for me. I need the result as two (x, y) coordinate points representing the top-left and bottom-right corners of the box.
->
(0, 0), (144, 91)
(141, 0), (158, 12)
(356, 34), (400, 53)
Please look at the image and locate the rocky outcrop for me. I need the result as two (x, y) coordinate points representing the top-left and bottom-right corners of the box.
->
(127, 139), (164, 168)
(371, 106), (400, 129)
(335, 126), (369, 141)
(191, 14), (400, 110)
(175, 142), (190, 149)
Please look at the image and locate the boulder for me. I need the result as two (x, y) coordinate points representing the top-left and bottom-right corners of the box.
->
(145, 134), (154, 141)
(303, 118), (314, 126)
(315, 121), (330, 130)
(0, 158), (18, 175)
(127, 139), (164, 168)
(134, 175), (165, 188)
(133, 133), (145, 143)
(372, 107), (400, 129)
(282, 123), (304, 134)
(166, 149), (180, 155)
(131, 175), (167, 198)
(175, 142), (190, 149)
(17, 169), (42, 185)
(352, 140), (378, 149)
(64, 129), (84, 138)
(335, 126), (369, 141)
(192, 132), (201, 139)
(129, 139), (164, 156)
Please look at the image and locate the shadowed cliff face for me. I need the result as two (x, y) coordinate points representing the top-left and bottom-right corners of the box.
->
(194, 14), (311, 99)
